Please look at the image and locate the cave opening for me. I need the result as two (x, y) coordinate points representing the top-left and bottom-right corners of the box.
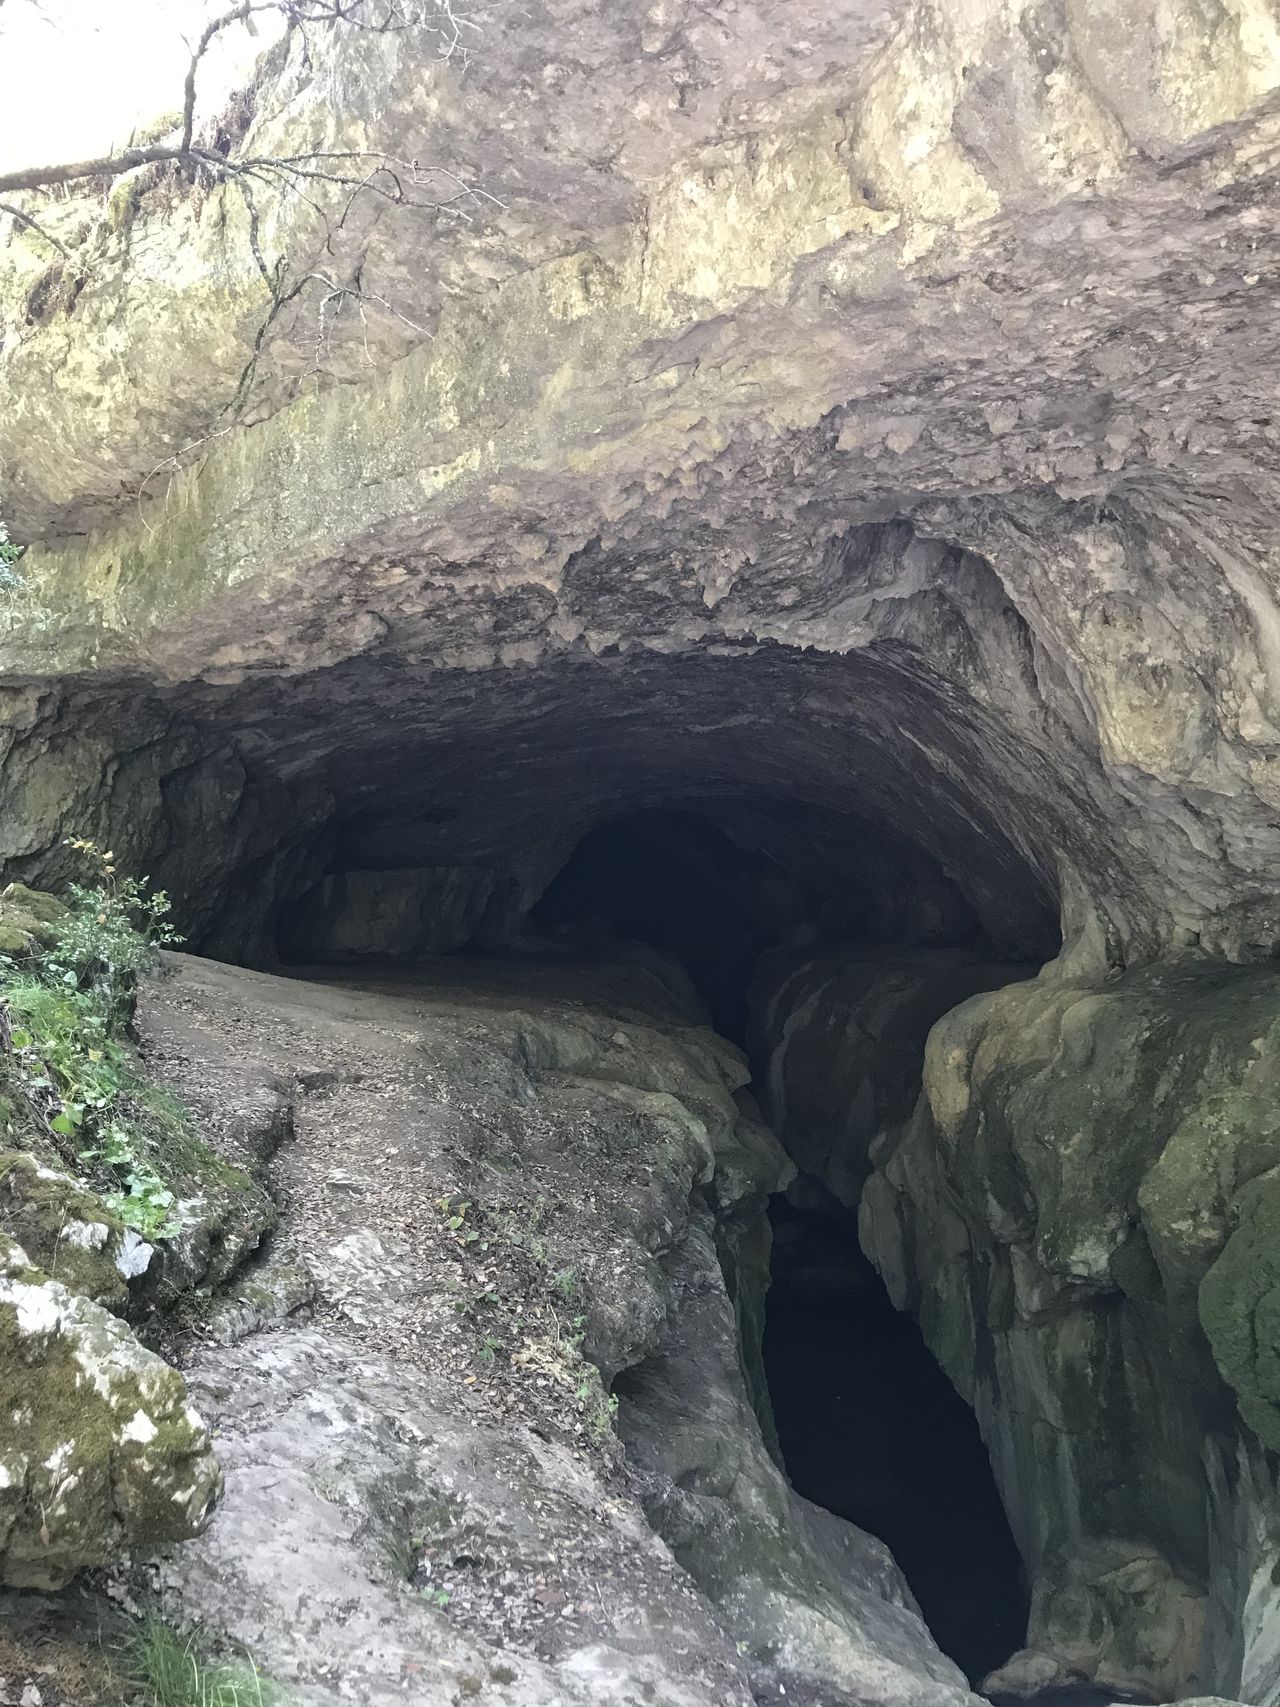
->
(526, 808), (1040, 1678)
(764, 1189), (1030, 1684)
(531, 807), (821, 1043)
(163, 633), (1065, 1688)
(267, 782), (1053, 1684)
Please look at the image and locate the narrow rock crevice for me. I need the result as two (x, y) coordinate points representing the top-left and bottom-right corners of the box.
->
(763, 1190), (1030, 1684)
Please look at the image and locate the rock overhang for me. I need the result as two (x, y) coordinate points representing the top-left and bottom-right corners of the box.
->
(5, 0), (1280, 969)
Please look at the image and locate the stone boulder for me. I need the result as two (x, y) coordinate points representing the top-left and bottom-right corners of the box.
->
(0, 1150), (151, 1314)
(0, 1234), (221, 1589)
(0, 885), (66, 958)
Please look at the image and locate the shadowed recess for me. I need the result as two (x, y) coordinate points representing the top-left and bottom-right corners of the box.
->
(764, 1192), (1029, 1682)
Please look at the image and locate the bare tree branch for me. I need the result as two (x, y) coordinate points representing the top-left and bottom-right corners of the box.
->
(0, 198), (70, 257)
(0, 0), (482, 193)
(0, 144), (194, 195)
(1, 0), (493, 529)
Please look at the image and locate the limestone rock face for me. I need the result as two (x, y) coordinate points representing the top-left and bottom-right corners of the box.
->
(749, 947), (1032, 1205)
(0, 885), (66, 958)
(616, 1222), (969, 1707)
(128, 949), (965, 1707)
(3, 0), (1280, 979)
(0, 1151), (141, 1313)
(755, 947), (1280, 1703)
(0, 1234), (221, 1590)
(8, 1), (1280, 1700)
(279, 865), (506, 960)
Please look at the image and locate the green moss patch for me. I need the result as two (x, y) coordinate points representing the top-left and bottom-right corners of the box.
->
(0, 1235), (221, 1588)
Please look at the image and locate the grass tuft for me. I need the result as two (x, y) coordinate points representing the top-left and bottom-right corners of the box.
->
(121, 1615), (285, 1707)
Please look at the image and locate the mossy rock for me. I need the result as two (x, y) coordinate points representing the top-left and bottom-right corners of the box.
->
(1199, 1172), (1280, 1450)
(149, 1144), (279, 1301)
(0, 1233), (221, 1588)
(0, 884), (67, 957)
(0, 1150), (147, 1315)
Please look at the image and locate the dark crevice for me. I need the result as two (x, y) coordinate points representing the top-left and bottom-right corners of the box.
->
(531, 810), (1041, 1681)
(763, 1193), (1029, 1682)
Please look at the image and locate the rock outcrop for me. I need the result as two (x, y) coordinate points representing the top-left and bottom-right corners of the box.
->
(755, 946), (1280, 1702)
(130, 949), (967, 1707)
(6, 1), (1280, 1701)
(4, 0), (1280, 980)
(0, 1233), (220, 1590)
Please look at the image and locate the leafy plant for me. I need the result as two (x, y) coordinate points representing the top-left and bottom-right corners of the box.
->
(121, 1615), (284, 1707)
(476, 1333), (504, 1364)
(52, 837), (182, 1031)
(0, 841), (186, 1238)
(0, 513), (23, 591)
(2, 976), (181, 1238)
(437, 1193), (482, 1245)
(576, 1371), (620, 1442)
(451, 1283), (501, 1319)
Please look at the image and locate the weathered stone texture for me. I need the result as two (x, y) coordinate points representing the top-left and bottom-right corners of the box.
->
(0, 1234), (220, 1589)
(129, 949), (967, 1707)
(6, 1), (1280, 1700)
(4, 0), (1280, 976)
(755, 947), (1280, 1699)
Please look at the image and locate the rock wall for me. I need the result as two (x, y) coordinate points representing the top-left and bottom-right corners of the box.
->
(754, 946), (1280, 1701)
(6, 2), (1280, 1699)
(5, 0), (1280, 979)
(128, 949), (971, 1707)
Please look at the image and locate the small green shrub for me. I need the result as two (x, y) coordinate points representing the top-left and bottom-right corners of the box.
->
(0, 840), (185, 1237)
(122, 1615), (284, 1707)
(0, 513), (23, 590)
(51, 836), (182, 1031)
(476, 1332), (504, 1364)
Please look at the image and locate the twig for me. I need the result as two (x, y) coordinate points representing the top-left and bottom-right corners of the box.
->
(0, 197), (71, 257)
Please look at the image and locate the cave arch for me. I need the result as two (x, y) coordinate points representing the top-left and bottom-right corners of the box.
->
(261, 637), (1065, 981)
(251, 674), (1062, 1683)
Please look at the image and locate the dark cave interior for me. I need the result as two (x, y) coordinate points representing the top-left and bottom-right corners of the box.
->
(764, 1192), (1029, 1683)
(530, 804), (1026, 1043)
(541, 810), (1035, 1678)
(532, 810), (816, 1040)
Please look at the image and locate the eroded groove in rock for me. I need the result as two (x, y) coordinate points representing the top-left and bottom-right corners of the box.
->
(753, 945), (1280, 1702)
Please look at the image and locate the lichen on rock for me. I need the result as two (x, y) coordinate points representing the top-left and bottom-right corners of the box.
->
(0, 1233), (220, 1589)
(756, 945), (1280, 1699)
(0, 1149), (141, 1313)
(0, 885), (67, 958)
(7, 0), (1280, 1699)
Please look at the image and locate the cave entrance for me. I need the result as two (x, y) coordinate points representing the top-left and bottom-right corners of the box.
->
(764, 1192), (1029, 1682)
(532, 808), (818, 1042)
(269, 785), (1055, 1683)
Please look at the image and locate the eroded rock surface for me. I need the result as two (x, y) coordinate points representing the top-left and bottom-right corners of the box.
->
(0, 1234), (220, 1591)
(130, 950), (967, 1707)
(5, 0), (1280, 980)
(755, 946), (1280, 1703)
(6, 2), (1280, 1702)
